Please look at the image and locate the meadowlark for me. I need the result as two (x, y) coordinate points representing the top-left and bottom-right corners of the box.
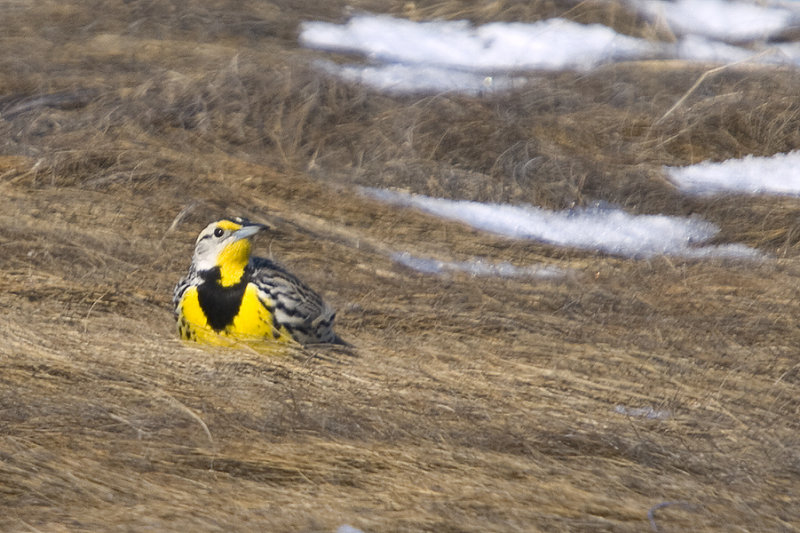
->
(173, 217), (341, 346)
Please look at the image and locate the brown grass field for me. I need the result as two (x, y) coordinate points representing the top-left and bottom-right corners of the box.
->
(1, 1), (799, 531)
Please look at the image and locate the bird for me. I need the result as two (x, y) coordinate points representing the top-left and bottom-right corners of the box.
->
(173, 216), (342, 346)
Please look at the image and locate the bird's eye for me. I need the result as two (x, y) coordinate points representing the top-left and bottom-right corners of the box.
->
(213, 228), (224, 238)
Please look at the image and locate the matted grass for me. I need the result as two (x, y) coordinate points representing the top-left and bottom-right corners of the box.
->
(1, 1), (799, 531)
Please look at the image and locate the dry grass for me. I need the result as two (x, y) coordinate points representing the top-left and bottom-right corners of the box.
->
(1, 1), (799, 531)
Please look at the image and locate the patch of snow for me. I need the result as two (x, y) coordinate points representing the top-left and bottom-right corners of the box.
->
(392, 252), (566, 278)
(638, 0), (796, 41)
(365, 188), (762, 260)
(313, 60), (519, 96)
(675, 34), (759, 63)
(337, 526), (365, 533)
(667, 150), (800, 196)
(300, 8), (799, 94)
(301, 16), (654, 72)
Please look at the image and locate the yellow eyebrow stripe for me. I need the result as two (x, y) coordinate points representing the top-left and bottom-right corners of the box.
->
(216, 219), (243, 232)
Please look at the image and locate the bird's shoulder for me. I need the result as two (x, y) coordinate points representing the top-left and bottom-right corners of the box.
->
(247, 256), (329, 315)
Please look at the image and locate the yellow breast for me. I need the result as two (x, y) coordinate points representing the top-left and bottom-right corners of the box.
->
(177, 284), (293, 346)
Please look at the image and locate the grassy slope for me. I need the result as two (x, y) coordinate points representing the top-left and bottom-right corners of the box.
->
(1, 1), (799, 531)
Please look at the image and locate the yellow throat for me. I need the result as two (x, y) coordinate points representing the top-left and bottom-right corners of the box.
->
(216, 236), (251, 287)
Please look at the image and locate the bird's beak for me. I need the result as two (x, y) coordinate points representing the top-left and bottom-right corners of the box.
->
(232, 222), (268, 241)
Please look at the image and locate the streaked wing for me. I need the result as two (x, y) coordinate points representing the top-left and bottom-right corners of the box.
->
(249, 256), (338, 344)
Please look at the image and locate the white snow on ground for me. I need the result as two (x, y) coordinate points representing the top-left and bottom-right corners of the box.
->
(676, 34), (759, 63)
(637, 0), (797, 41)
(365, 188), (762, 260)
(301, 17), (652, 71)
(392, 252), (566, 278)
(313, 60), (519, 95)
(302, 5), (792, 262)
(337, 526), (365, 533)
(301, 16), (656, 95)
(667, 150), (800, 196)
(301, 16), (656, 94)
(300, 2), (800, 95)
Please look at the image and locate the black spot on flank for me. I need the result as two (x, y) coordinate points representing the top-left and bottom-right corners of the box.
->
(197, 273), (248, 331)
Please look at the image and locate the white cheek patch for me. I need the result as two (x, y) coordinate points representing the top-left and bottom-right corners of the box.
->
(194, 255), (217, 272)
(193, 238), (222, 271)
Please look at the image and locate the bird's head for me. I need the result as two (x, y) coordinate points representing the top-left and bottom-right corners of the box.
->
(192, 217), (268, 286)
